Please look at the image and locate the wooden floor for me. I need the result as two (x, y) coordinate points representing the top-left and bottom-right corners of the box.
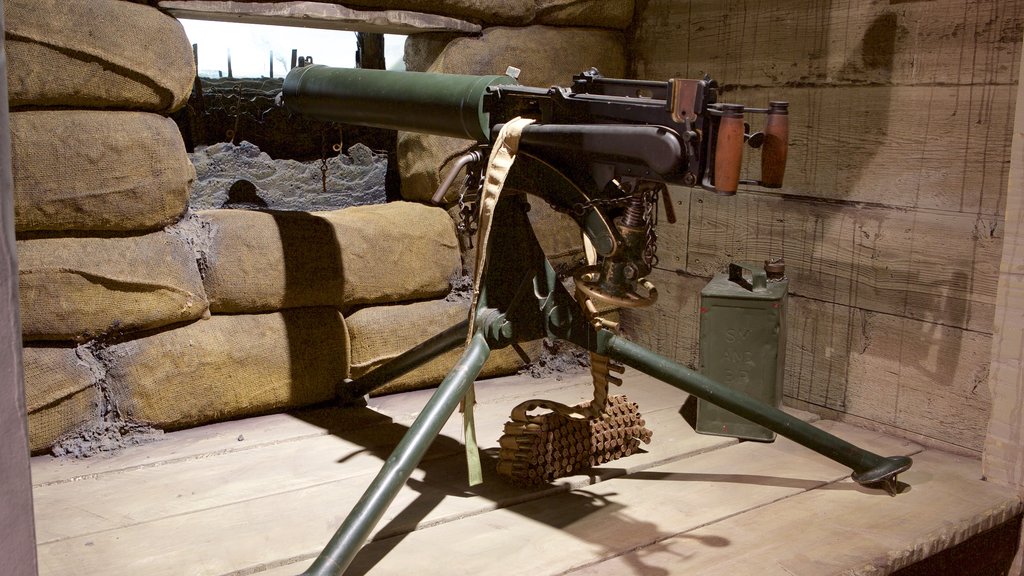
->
(31, 371), (1023, 576)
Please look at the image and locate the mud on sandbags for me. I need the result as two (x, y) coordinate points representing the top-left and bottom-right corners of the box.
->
(189, 141), (387, 212)
(11, 111), (195, 233)
(346, 298), (541, 396)
(18, 230), (208, 342)
(22, 345), (101, 453)
(5, 0), (195, 112)
(101, 308), (350, 430)
(199, 202), (461, 314)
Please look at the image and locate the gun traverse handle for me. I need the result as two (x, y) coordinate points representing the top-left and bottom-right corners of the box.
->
(760, 101), (789, 188)
(431, 150), (483, 205)
(714, 104), (744, 195)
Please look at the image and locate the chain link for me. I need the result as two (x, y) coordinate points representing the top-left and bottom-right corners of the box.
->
(642, 185), (663, 269)
(548, 195), (633, 218)
(547, 185), (662, 269)
(455, 164), (484, 247)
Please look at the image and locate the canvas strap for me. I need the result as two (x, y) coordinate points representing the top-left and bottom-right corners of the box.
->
(461, 116), (536, 486)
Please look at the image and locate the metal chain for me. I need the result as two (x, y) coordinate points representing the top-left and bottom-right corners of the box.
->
(319, 126), (330, 194)
(455, 165), (484, 247)
(548, 185), (661, 268)
(642, 186), (662, 269)
(548, 195), (633, 218)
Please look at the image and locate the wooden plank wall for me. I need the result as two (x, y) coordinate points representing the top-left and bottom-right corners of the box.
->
(0, 5), (38, 571)
(985, 34), (1024, 494)
(983, 35), (1024, 574)
(624, 0), (1023, 454)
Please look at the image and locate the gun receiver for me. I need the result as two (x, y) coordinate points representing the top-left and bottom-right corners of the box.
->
(282, 64), (787, 196)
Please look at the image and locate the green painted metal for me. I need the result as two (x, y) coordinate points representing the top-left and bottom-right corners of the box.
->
(297, 198), (910, 576)
(283, 65), (515, 142)
(601, 332), (912, 489)
(696, 262), (788, 441)
(301, 332), (491, 576)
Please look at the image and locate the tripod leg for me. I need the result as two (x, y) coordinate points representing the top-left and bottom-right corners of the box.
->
(301, 333), (492, 576)
(602, 333), (911, 495)
(341, 320), (469, 402)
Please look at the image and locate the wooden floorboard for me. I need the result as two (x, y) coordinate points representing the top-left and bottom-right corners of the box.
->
(270, 422), (920, 576)
(32, 372), (1014, 576)
(29, 372), (591, 486)
(32, 372), (736, 574)
(568, 450), (1023, 576)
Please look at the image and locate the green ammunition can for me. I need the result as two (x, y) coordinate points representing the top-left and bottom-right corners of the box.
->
(696, 261), (788, 441)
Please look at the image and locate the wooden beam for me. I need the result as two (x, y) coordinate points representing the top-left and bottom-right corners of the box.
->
(356, 32), (385, 70)
(158, 1), (481, 35)
(0, 4), (37, 572)
(984, 23), (1024, 576)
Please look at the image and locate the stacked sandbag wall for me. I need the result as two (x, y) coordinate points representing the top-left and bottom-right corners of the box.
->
(10, 0), (543, 455)
(8, 0), (209, 453)
(195, 205), (537, 401)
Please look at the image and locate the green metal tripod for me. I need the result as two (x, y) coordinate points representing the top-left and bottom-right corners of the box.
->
(300, 193), (911, 576)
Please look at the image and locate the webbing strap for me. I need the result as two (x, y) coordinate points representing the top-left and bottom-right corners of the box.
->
(460, 117), (536, 486)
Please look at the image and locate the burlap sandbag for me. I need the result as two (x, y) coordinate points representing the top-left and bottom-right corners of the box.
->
(18, 231), (208, 342)
(346, 298), (541, 396)
(23, 345), (101, 453)
(398, 26), (626, 202)
(12, 111), (195, 233)
(527, 200), (585, 269)
(103, 309), (350, 430)
(534, 0), (635, 29)
(200, 202), (461, 313)
(5, 0), (195, 112)
(259, 0), (535, 25)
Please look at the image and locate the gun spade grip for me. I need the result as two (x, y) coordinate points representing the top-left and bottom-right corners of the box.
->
(714, 105), (744, 195)
(761, 101), (789, 188)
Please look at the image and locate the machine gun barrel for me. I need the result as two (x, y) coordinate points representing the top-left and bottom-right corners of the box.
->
(282, 64), (515, 142)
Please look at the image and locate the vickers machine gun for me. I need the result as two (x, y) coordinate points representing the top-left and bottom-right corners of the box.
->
(280, 64), (912, 576)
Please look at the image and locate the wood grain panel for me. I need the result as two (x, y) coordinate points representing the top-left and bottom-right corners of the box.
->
(621, 277), (992, 452)
(632, 0), (1023, 87)
(717, 85), (1015, 215)
(785, 296), (992, 453)
(683, 190), (1001, 333)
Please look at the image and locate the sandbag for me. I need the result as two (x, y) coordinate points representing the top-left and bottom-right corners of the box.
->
(528, 199), (585, 268)
(102, 309), (350, 430)
(12, 111), (195, 233)
(18, 231), (208, 342)
(398, 26), (626, 202)
(534, 0), (635, 29)
(23, 345), (101, 453)
(5, 0), (195, 111)
(200, 202), (461, 313)
(346, 298), (541, 396)
(304, 0), (534, 25)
